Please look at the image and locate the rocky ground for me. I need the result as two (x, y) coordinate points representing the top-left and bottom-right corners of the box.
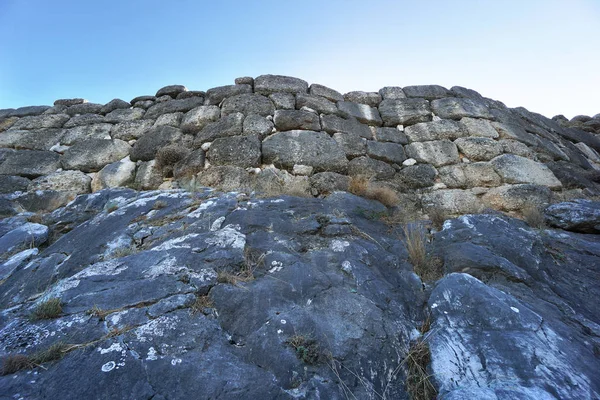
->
(0, 187), (599, 399)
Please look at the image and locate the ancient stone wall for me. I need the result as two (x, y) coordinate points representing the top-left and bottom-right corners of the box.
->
(1, 74), (599, 216)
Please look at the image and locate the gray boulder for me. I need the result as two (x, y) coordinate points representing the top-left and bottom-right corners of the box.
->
(235, 76), (254, 86)
(273, 110), (321, 131)
(111, 120), (154, 141)
(204, 84), (252, 106)
(320, 114), (373, 139)
(422, 189), (483, 214)
(454, 137), (503, 161)
(492, 121), (541, 147)
(269, 93), (295, 110)
(54, 98), (86, 107)
(295, 93), (339, 115)
(490, 154), (562, 189)
(28, 170), (91, 194)
(482, 184), (551, 211)
(63, 113), (105, 128)
(0, 150), (60, 178)
(208, 135), (261, 168)
(100, 99), (131, 114)
(439, 163), (501, 188)
(309, 84), (343, 102)
(173, 149), (206, 179)
(131, 95), (156, 104)
(337, 101), (382, 126)
(134, 160), (164, 189)
(431, 97), (493, 120)
(62, 139), (132, 172)
(0, 222), (48, 256)
(221, 94), (275, 117)
(130, 126), (183, 162)
(242, 114), (274, 138)
(379, 98), (432, 126)
(366, 141), (406, 164)
(378, 87), (406, 100)
(9, 113), (69, 130)
(154, 112), (183, 128)
(394, 164), (437, 189)
(144, 97), (205, 119)
(0, 128), (65, 150)
(65, 103), (103, 116)
(310, 172), (350, 193)
(405, 140), (460, 167)
(104, 108), (144, 123)
(343, 91), (382, 107)
(347, 156), (395, 179)
(156, 85), (187, 98)
(459, 117), (499, 138)
(176, 91), (205, 100)
(0, 105), (51, 118)
(194, 113), (244, 145)
(61, 123), (113, 145)
(91, 157), (136, 191)
(402, 85), (452, 100)
(0, 116), (18, 132)
(262, 130), (348, 173)
(254, 74), (308, 95)
(404, 119), (465, 142)
(180, 106), (221, 134)
(333, 132), (366, 158)
(0, 175), (30, 193)
(544, 199), (600, 233)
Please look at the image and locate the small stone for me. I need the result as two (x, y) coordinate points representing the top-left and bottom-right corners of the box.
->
(403, 158), (417, 166)
(292, 165), (313, 176)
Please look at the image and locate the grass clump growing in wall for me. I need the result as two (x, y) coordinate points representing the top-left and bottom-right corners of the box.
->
(30, 298), (63, 321)
(348, 176), (399, 208)
(403, 225), (443, 282)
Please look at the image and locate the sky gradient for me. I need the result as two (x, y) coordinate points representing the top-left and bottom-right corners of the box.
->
(0, 0), (598, 119)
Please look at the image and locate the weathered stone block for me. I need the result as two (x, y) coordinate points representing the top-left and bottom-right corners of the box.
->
(405, 140), (460, 167)
(454, 137), (503, 161)
(404, 120), (465, 142)
(379, 98), (431, 126)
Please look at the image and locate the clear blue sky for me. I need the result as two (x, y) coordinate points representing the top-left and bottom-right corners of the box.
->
(1, 0), (598, 119)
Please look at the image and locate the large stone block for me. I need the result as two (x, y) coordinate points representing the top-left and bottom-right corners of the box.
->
(91, 157), (136, 191)
(9, 114), (70, 130)
(454, 137), (503, 161)
(394, 164), (437, 189)
(111, 120), (154, 141)
(204, 84), (252, 106)
(262, 130), (348, 173)
(104, 108), (144, 123)
(194, 113), (244, 145)
(404, 120), (465, 142)
(320, 114), (373, 139)
(378, 87), (406, 100)
(273, 110), (320, 131)
(544, 199), (600, 233)
(379, 98), (432, 126)
(459, 117), (499, 139)
(180, 106), (221, 134)
(343, 91), (382, 107)
(439, 163), (502, 188)
(374, 127), (408, 144)
(402, 85), (452, 100)
(422, 189), (483, 214)
(208, 135), (261, 168)
(243, 114), (274, 138)
(337, 101), (382, 126)
(63, 113), (105, 128)
(144, 97), (205, 119)
(0, 150), (60, 178)
(309, 84), (343, 102)
(333, 132), (366, 158)
(28, 170), (91, 194)
(405, 140), (460, 167)
(254, 75), (308, 95)
(130, 126), (182, 162)
(347, 156), (395, 179)
(61, 123), (113, 145)
(295, 93), (339, 115)
(431, 97), (493, 120)
(482, 184), (552, 211)
(366, 141), (406, 164)
(490, 154), (562, 189)
(0, 128), (65, 150)
(221, 94), (275, 117)
(156, 85), (187, 98)
(62, 139), (132, 172)
(100, 98), (131, 115)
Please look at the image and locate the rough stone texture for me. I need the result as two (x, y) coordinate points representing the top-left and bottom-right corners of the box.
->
(156, 84), (187, 99)
(333, 132), (366, 158)
(337, 101), (382, 126)
(208, 135), (261, 168)
(61, 123), (113, 145)
(321, 114), (372, 139)
(402, 85), (452, 100)
(194, 113), (244, 145)
(547, 161), (600, 192)
(66, 103), (104, 116)
(63, 113), (105, 128)
(62, 139), (132, 173)
(0, 128), (65, 150)
(482, 184), (552, 211)
(111, 120), (154, 141)
(404, 119), (465, 142)
(134, 160), (164, 190)
(176, 91), (205, 100)
(431, 97), (493, 120)
(295, 93), (339, 115)
(309, 172), (350, 193)
(492, 121), (541, 147)
(196, 166), (251, 191)
(458, 117), (499, 138)
(100, 99), (131, 114)
(422, 189), (483, 214)
(343, 91), (382, 107)
(394, 164), (437, 189)
(373, 127), (408, 144)
(180, 106), (221, 134)
(0, 150), (60, 178)
(347, 156), (395, 179)
(262, 130), (348, 173)
(499, 139), (534, 158)
(91, 157), (136, 191)
(268, 93), (295, 110)
(273, 110), (320, 131)
(153, 112), (183, 128)
(254, 74), (308, 95)
(221, 94), (275, 117)
(379, 98), (431, 126)
(55, 98), (87, 107)
(104, 108), (144, 123)
(490, 154), (562, 189)
(439, 163), (502, 188)
(378, 87), (406, 100)
(405, 140), (460, 167)
(366, 141), (406, 164)
(242, 114), (274, 138)
(454, 137), (503, 161)
(544, 199), (600, 233)
(308, 84), (343, 102)
(204, 84), (252, 106)
(144, 97), (205, 120)
(28, 170), (91, 194)
(9, 114), (70, 130)
(130, 126), (183, 162)
(0, 175), (30, 193)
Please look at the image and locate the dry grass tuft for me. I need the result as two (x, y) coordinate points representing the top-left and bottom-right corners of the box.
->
(428, 206), (447, 231)
(1, 354), (34, 375)
(191, 294), (214, 315)
(403, 226), (443, 282)
(404, 337), (437, 400)
(286, 335), (322, 365)
(30, 298), (63, 321)
(348, 175), (370, 197)
(349, 176), (400, 207)
(86, 305), (115, 321)
(1, 342), (71, 375)
(152, 200), (168, 210)
(522, 204), (546, 229)
(30, 342), (69, 365)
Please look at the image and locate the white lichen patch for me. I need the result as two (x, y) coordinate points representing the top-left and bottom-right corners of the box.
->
(341, 260), (353, 273)
(188, 268), (218, 282)
(171, 358), (182, 366)
(268, 261), (283, 273)
(150, 233), (200, 252)
(104, 235), (132, 257)
(101, 361), (116, 372)
(75, 259), (128, 279)
(143, 257), (183, 279)
(330, 240), (350, 252)
(210, 216), (225, 231)
(3, 248), (38, 270)
(205, 225), (245, 249)
(188, 200), (216, 218)
(146, 347), (158, 361)
(134, 315), (179, 343)
(458, 215), (475, 230)
(98, 343), (123, 354)
(510, 307), (520, 313)
(270, 199), (284, 203)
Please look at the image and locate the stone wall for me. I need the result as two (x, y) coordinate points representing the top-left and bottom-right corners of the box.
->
(1, 74), (599, 216)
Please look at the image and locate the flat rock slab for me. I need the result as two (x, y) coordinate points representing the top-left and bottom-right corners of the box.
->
(431, 97), (493, 120)
(378, 98), (432, 127)
(544, 199), (600, 233)
(405, 140), (460, 167)
(490, 154), (562, 189)
(0, 150), (60, 178)
(61, 139), (131, 172)
(254, 74), (308, 95)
